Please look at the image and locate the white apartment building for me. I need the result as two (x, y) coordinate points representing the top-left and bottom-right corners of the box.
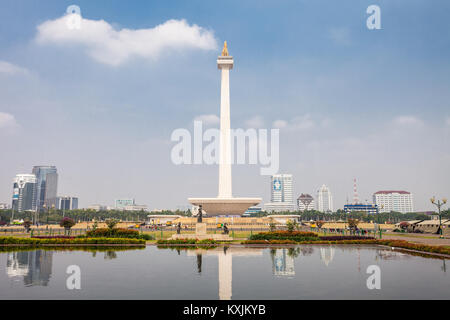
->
(297, 194), (315, 211)
(373, 191), (414, 213)
(317, 184), (333, 213)
(264, 174), (295, 212)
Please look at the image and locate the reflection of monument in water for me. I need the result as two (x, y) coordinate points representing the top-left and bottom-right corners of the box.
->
(320, 247), (335, 267)
(271, 249), (295, 277)
(6, 250), (53, 286)
(188, 247), (262, 300)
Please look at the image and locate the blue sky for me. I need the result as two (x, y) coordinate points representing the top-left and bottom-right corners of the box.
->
(0, 0), (449, 211)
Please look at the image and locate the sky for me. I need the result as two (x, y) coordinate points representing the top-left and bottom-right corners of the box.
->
(0, 0), (449, 211)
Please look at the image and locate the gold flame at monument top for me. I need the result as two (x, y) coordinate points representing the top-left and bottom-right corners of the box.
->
(221, 41), (229, 56)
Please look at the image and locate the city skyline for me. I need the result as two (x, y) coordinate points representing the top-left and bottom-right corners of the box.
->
(0, 1), (449, 211)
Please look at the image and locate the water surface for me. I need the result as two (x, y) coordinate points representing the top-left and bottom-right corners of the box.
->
(0, 245), (448, 299)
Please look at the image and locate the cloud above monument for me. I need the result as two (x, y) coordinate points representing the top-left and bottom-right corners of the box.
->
(35, 15), (218, 66)
(0, 61), (29, 76)
(0, 112), (19, 132)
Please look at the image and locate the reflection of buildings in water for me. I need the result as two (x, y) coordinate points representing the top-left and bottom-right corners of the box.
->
(320, 247), (335, 267)
(188, 247), (262, 300)
(6, 250), (53, 286)
(375, 249), (411, 261)
(271, 249), (295, 277)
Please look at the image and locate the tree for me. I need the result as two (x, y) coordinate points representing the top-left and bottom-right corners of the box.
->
(23, 219), (32, 233)
(286, 220), (295, 232)
(347, 218), (359, 232)
(269, 218), (276, 232)
(105, 219), (119, 230)
(60, 217), (76, 235)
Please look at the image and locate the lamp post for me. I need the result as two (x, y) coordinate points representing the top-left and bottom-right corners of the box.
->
(430, 196), (447, 239)
(43, 204), (47, 227)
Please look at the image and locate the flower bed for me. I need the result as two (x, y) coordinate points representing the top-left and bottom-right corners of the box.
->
(32, 236), (76, 239)
(0, 237), (145, 245)
(86, 228), (140, 238)
(156, 239), (218, 245)
(319, 236), (375, 241)
(377, 240), (450, 256)
(242, 238), (450, 257)
(249, 231), (318, 242)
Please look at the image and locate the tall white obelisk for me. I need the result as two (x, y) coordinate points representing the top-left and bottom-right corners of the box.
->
(217, 41), (234, 198)
(188, 41), (261, 216)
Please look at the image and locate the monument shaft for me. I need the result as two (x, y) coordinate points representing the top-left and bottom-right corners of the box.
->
(218, 60), (233, 198)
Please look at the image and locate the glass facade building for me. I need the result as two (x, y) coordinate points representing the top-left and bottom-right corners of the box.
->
(32, 166), (58, 211)
(12, 174), (37, 212)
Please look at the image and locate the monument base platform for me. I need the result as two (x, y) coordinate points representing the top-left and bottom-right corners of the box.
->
(169, 234), (233, 241)
(188, 197), (262, 217)
(169, 222), (233, 241)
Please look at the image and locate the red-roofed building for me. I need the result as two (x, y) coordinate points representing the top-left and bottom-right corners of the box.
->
(373, 190), (414, 213)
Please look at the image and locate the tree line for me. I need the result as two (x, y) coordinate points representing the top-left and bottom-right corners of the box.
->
(0, 208), (448, 225)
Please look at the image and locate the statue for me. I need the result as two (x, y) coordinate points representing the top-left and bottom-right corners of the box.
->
(197, 205), (203, 223)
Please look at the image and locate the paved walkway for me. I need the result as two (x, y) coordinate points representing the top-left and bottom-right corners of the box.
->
(382, 233), (450, 246)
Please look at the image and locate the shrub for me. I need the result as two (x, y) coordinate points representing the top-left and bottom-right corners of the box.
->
(249, 231), (318, 242)
(86, 228), (140, 239)
(23, 220), (32, 232)
(139, 233), (155, 240)
(32, 236), (75, 239)
(105, 219), (119, 230)
(60, 217), (75, 230)
(0, 236), (145, 245)
(319, 236), (375, 241)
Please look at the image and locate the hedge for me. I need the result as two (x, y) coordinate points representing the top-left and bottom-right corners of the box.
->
(249, 231), (319, 242)
(86, 228), (140, 238)
(319, 236), (375, 241)
(0, 237), (145, 245)
(242, 238), (450, 256)
(156, 239), (218, 245)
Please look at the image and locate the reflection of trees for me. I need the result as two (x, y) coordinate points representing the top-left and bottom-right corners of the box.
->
(300, 247), (314, 256)
(104, 250), (117, 260)
(287, 248), (300, 259)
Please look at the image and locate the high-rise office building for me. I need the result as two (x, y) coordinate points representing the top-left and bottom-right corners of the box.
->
(32, 166), (58, 211)
(115, 199), (135, 209)
(12, 174), (37, 212)
(264, 174), (295, 212)
(317, 184), (333, 213)
(56, 196), (78, 210)
(373, 191), (414, 213)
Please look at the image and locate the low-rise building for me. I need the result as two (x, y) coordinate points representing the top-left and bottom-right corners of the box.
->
(344, 204), (379, 215)
(416, 219), (450, 234)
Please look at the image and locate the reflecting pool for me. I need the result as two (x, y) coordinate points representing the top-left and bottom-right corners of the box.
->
(0, 245), (448, 299)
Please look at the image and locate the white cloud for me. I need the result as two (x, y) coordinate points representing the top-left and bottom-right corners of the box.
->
(0, 112), (18, 130)
(245, 115), (264, 128)
(194, 114), (219, 126)
(272, 120), (288, 129)
(0, 61), (29, 75)
(36, 14), (218, 66)
(394, 115), (424, 126)
(329, 27), (351, 46)
(273, 114), (316, 130)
